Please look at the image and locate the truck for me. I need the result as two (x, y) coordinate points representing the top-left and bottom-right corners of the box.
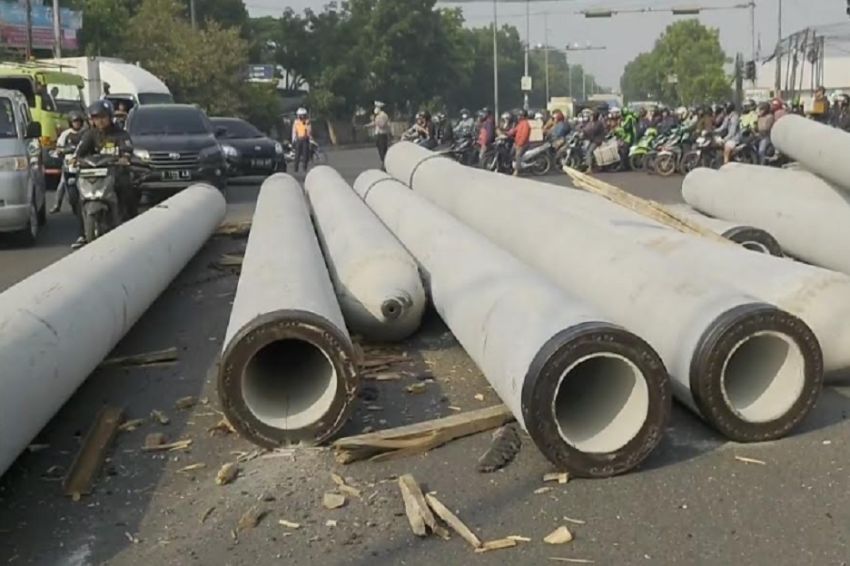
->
(38, 57), (174, 111)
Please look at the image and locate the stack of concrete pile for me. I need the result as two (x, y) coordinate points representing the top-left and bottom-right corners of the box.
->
(382, 142), (828, 446)
(682, 114), (850, 274)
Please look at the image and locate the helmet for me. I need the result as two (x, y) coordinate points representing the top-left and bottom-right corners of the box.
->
(725, 101), (736, 113)
(596, 102), (610, 115)
(770, 98), (784, 112)
(609, 107), (621, 116)
(518, 109), (529, 119)
(296, 107), (308, 117)
(757, 101), (770, 114)
(534, 111), (543, 120)
(482, 106), (491, 115)
(742, 99), (756, 112)
(675, 106), (687, 118)
(476, 109), (486, 119)
(68, 110), (84, 124)
(460, 108), (470, 118)
(837, 94), (850, 107)
(500, 111), (516, 128)
(87, 100), (113, 119)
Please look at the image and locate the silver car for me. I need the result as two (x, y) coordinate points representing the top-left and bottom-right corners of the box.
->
(0, 88), (45, 246)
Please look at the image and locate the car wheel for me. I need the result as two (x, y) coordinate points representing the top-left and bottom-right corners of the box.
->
(14, 201), (39, 246)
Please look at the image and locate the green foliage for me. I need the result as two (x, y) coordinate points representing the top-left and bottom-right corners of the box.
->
(189, 0), (248, 30)
(124, 0), (251, 116)
(620, 19), (731, 106)
(74, 0), (132, 56)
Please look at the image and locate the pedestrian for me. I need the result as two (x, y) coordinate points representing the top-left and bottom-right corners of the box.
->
(291, 107), (312, 173)
(507, 109), (531, 176)
(368, 100), (391, 168)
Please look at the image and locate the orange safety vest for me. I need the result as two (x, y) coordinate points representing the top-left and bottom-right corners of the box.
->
(294, 120), (310, 139)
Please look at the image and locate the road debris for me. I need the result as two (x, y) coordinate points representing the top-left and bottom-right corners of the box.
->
(216, 462), (239, 485)
(100, 347), (179, 368)
(326, 519), (338, 527)
(544, 472), (570, 484)
(124, 532), (140, 544)
(425, 493), (482, 549)
(118, 419), (145, 432)
(150, 410), (170, 425)
(63, 406), (124, 500)
(398, 474), (448, 539)
(42, 465), (65, 481)
(331, 473), (362, 498)
(474, 393), (485, 401)
(367, 372), (402, 381)
(208, 418), (237, 436)
(406, 382), (427, 395)
(323, 492), (347, 509)
(477, 424), (522, 473)
(27, 443), (49, 453)
(548, 558), (595, 564)
(507, 535), (531, 542)
(534, 487), (553, 495)
(544, 526), (574, 545)
(175, 396), (196, 410)
(474, 538), (517, 553)
(279, 520), (301, 529)
(237, 506), (267, 531)
(200, 506), (216, 524)
(177, 463), (206, 473)
(562, 516), (586, 525)
(212, 253), (244, 272)
(333, 405), (514, 464)
(734, 455), (767, 466)
(142, 438), (192, 452)
(143, 432), (166, 450)
(215, 220), (251, 237)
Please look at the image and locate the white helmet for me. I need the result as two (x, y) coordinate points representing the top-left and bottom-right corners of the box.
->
(609, 107), (621, 116)
(296, 107), (308, 117)
(534, 111), (544, 120)
(676, 106), (688, 118)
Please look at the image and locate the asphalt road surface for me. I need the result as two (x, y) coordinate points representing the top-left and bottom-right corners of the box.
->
(1, 148), (849, 566)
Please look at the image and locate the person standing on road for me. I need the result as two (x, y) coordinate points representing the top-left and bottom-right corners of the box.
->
(507, 109), (531, 176)
(291, 107), (312, 173)
(367, 101), (391, 168)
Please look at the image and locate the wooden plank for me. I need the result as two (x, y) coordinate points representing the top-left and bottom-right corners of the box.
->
(474, 538), (518, 553)
(425, 493), (482, 549)
(100, 347), (179, 368)
(397, 474), (448, 538)
(63, 406), (124, 499)
(333, 405), (514, 464)
(563, 166), (732, 245)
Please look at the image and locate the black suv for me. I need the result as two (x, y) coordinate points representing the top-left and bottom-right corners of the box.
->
(126, 104), (227, 193)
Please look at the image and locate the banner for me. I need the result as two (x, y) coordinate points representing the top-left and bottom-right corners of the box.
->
(0, 1), (83, 50)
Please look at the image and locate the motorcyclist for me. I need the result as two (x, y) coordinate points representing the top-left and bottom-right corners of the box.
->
(454, 108), (475, 138)
(720, 102), (740, 163)
(75, 100), (135, 247)
(658, 107), (678, 135)
(477, 108), (496, 163)
(771, 98), (787, 121)
(548, 110), (570, 143)
(756, 101), (775, 164)
(291, 107), (312, 172)
(582, 106), (607, 169)
(506, 109), (531, 176)
(810, 86), (830, 123)
(617, 107), (639, 167)
(724, 99), (756, 164)
(413, 111), (437, 149)
(831, 94), (850, 131)
(50, 110), (87, 215)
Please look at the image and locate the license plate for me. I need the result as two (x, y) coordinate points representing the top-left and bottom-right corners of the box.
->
(163, 170), (191, 181)
(250, 158), (273, 168)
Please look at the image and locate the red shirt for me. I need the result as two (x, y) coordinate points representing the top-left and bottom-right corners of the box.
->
(512, 119), (531, 147)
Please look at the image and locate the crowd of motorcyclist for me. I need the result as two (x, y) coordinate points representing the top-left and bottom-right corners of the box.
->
(398, 86), (850, 178)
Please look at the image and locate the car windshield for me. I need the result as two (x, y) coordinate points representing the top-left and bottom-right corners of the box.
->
(130, 109), (210, 136)
(0, 99), (16, 138)
(48, 83), (83, 114)
(138, 92), (174, 105)
(213, 119), (263, 139)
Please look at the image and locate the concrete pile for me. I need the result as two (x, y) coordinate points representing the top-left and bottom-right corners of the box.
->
(0, 184), (226, 477)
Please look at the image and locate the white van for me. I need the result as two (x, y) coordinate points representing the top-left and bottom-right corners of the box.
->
(38, 57), (173, 109)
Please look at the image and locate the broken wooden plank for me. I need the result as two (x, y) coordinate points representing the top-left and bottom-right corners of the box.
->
(216, 462), (239, 485)
(323, 492), (346, 509)
(215, 220), (251, 237)
(63, 406), (124, 499)
(331, 473), (361, 498)
(398, 474), (448, 539)
(141, 438), (192, 452)
(474, 538), (517, 553)
(544, 526), (574, 545)
(425, 493), (482, 549)
(333, 405), (514, 464)
(100, 347), (179, 368)
(543, 472), (570, 484)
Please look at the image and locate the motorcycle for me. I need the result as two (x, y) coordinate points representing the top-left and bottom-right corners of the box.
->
(521, 140), (554, 176)
(652, 128), (694, 177)
(444, 134), (479, 166)
(282, 139), (326, 164)
(680, 130), (724, 173)
(77, 154), (149, 243)
(628, 127), (657, 171)
(481, 136), (553, 176)
(559, 131), (590, 171)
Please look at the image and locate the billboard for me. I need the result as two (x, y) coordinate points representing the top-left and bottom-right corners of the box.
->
(0, 2), (83, 51)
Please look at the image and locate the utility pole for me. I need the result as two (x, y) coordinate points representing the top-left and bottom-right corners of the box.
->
(24, 0), (32, 61)
(775, 0), (783, 96)
(190, 0), (197, 29)
(52, 0), (62, 59)
(523, 0), (530, 110)
(543, 18), (550, 105)
(492, 0), (499, 118)
(567, 55), (572, 98)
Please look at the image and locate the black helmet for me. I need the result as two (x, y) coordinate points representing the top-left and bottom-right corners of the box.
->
(596, 102), (610, 115)
(725, 101), (736, 113)
(88, 100), (113, 119)
(482, 106), (491, 115)
(757, 101), (771, 114)
(519, 109), (529, 118)
(742, 98), (756, 112)
(460, 108), (470, 117)
(68, 110), (84, 124)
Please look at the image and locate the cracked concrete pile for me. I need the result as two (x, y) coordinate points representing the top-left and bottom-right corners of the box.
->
(216, 138), (849, 478)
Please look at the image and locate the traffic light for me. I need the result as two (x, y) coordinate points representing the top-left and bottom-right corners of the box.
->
(745, 61), (756, 81)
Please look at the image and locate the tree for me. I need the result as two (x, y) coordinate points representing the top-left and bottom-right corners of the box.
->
(620, 19), (731, 106)
(190, 0), (248, 30)
(124, 0), (249, 116)
(74, 0), (132, 56)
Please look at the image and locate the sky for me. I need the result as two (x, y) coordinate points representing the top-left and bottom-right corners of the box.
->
(244, 0), (846, 88)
